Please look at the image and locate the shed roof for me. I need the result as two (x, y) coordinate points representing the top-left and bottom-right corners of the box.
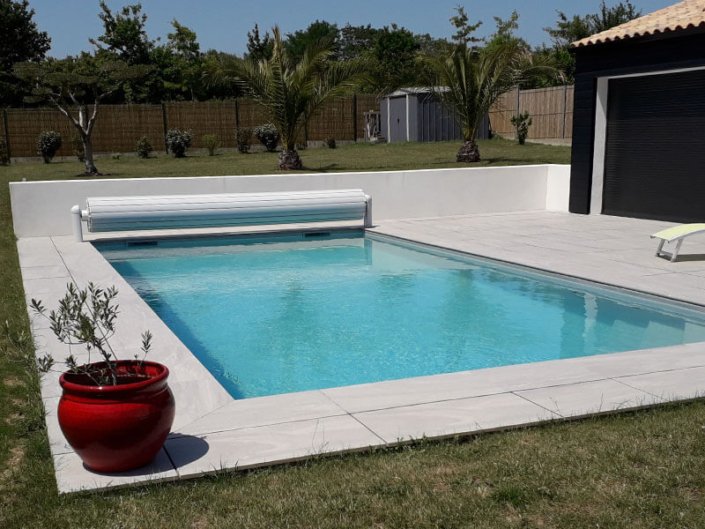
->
(572, 0), (705, 48)
(385, 87), (448, 97)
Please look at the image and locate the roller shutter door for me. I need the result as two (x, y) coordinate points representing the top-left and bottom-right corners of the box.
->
(602, 69), (705, 222)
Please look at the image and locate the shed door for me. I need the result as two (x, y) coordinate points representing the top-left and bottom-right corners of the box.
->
(389, 96), (407, 142)
(602, 70), (705, 222)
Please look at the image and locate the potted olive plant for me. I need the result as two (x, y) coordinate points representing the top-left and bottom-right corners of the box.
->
(32, 283), (175, 473)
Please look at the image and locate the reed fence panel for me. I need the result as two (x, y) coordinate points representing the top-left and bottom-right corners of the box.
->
(2, 87), (572, 157)
(164, 101), (237, 149)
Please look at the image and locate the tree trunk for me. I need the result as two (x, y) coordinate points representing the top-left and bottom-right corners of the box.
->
(278, 149), (302, 170)
(82, 137), (101, 176)
(456, 140), (481, 163)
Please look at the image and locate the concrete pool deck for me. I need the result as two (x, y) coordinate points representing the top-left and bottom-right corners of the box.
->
(17, 211), (705, 493)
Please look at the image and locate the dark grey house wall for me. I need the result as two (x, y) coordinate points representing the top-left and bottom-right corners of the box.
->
(569, 30), (705, 214)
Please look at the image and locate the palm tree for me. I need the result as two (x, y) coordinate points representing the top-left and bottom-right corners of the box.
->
(424, 40), (544, 163)
(207, 27), (365, 170)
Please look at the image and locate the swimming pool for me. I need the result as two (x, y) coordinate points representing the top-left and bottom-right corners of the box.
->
(96, 231), (705, 399)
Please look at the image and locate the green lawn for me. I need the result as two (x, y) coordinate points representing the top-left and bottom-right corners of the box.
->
(3, 140), (705, 528)
(2, 137), (570, 181)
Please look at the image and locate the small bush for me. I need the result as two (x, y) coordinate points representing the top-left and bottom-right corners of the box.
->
(71, 134), (85, 162)
(325, 137), (336, 149)
(165, 129), (192, 158)
(235, 128), (252, 153)
(254, 123), (280, 152)
(202, 134), (221, 156)
(511, 112), (532, 145)
(0, 138), (9, 165)
(136, 136), (154, 159)
(36, 130), (62, 163)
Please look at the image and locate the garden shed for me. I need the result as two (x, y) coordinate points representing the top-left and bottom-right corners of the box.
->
(569, 0), (705, 222)
(379, 87), (489, 143)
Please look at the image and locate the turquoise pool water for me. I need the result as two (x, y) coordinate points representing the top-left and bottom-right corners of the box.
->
(97, 231), (705, 399)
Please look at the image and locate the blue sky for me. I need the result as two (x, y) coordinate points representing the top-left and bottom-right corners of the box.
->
(30, 0), (674, 57)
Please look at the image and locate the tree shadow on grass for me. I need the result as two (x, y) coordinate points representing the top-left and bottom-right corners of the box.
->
(301, 163), (339, 173)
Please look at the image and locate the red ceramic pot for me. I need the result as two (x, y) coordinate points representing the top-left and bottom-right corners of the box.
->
(58, 360), (175, 473)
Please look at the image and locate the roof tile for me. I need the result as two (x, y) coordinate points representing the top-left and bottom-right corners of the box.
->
(573, 0), (705, 47)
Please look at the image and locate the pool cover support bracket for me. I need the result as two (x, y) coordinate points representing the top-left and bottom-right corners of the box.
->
(364, 195), (373, 228)
(71, 205), (86, 242)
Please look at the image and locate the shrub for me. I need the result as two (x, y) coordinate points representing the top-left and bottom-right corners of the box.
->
(0, 138), (9, 165)
(254, 123), (280, 152)
(71, 134), (85, 162)
(510, 112), (532, 145)
(202, 134), (221, 156)
(136, 136), (154, 159)
(165, 129), (192, 158)
(325, 137), (336, 149)
(235, 128), (252, 153)
(36, 130), (62, 163)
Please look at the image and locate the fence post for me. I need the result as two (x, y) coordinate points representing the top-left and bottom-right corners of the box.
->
(235, 99), (241, 130)
(3, 109), (11, 160)
(352, 94), (358, 142)
(161, 103), (169, 154)
(516, 86), (521, 116)
(562, 85), (568, 139)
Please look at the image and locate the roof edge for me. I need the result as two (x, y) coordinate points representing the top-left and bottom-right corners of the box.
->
(572, 20), (705, 48)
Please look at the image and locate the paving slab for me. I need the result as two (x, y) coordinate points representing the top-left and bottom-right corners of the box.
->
(53, 448), (178, 494)
(515, 379), (662, 418)
(615, 366), (705, 401)
(166, 415), (385, 479)
(176, 390), (348, 437)
(322, 360), (600, 414)
(353, 393), (555, 443)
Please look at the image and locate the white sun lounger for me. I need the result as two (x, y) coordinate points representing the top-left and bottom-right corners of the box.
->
(651, 223), (705, 262)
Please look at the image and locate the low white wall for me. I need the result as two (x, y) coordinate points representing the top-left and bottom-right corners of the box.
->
(10, 165), (571, 237)
(545, 164), (571, 212)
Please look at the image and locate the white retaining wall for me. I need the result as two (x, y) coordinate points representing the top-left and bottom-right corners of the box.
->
(10, 165), (571, 238)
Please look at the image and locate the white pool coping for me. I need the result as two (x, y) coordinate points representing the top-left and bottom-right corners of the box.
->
(18, 213), (705, 493)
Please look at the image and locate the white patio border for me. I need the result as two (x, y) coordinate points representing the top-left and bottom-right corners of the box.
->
(17, 221), (705, 493)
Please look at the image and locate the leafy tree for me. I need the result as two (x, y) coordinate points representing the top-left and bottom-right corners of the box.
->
(246, 24), (273, 62)
(0, 0), (50, 106)
(338, 24), (382, 61)
(491, 11), (521, 44)
(423, 39), (546, 163)
(90, 1), (154, 64)
(206, 27), (365, 170)
(15, 55), (150, 175)
(544, 1), (641, 81)
(160, 19), (202, 100)
(201, 50), (246, 99)
(285, 20), (339, 63)
(449, 5), (483, 47)
(90, 1), (160, 102)
(590, 0), (640, 33)
(369, 25), (420, 93)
